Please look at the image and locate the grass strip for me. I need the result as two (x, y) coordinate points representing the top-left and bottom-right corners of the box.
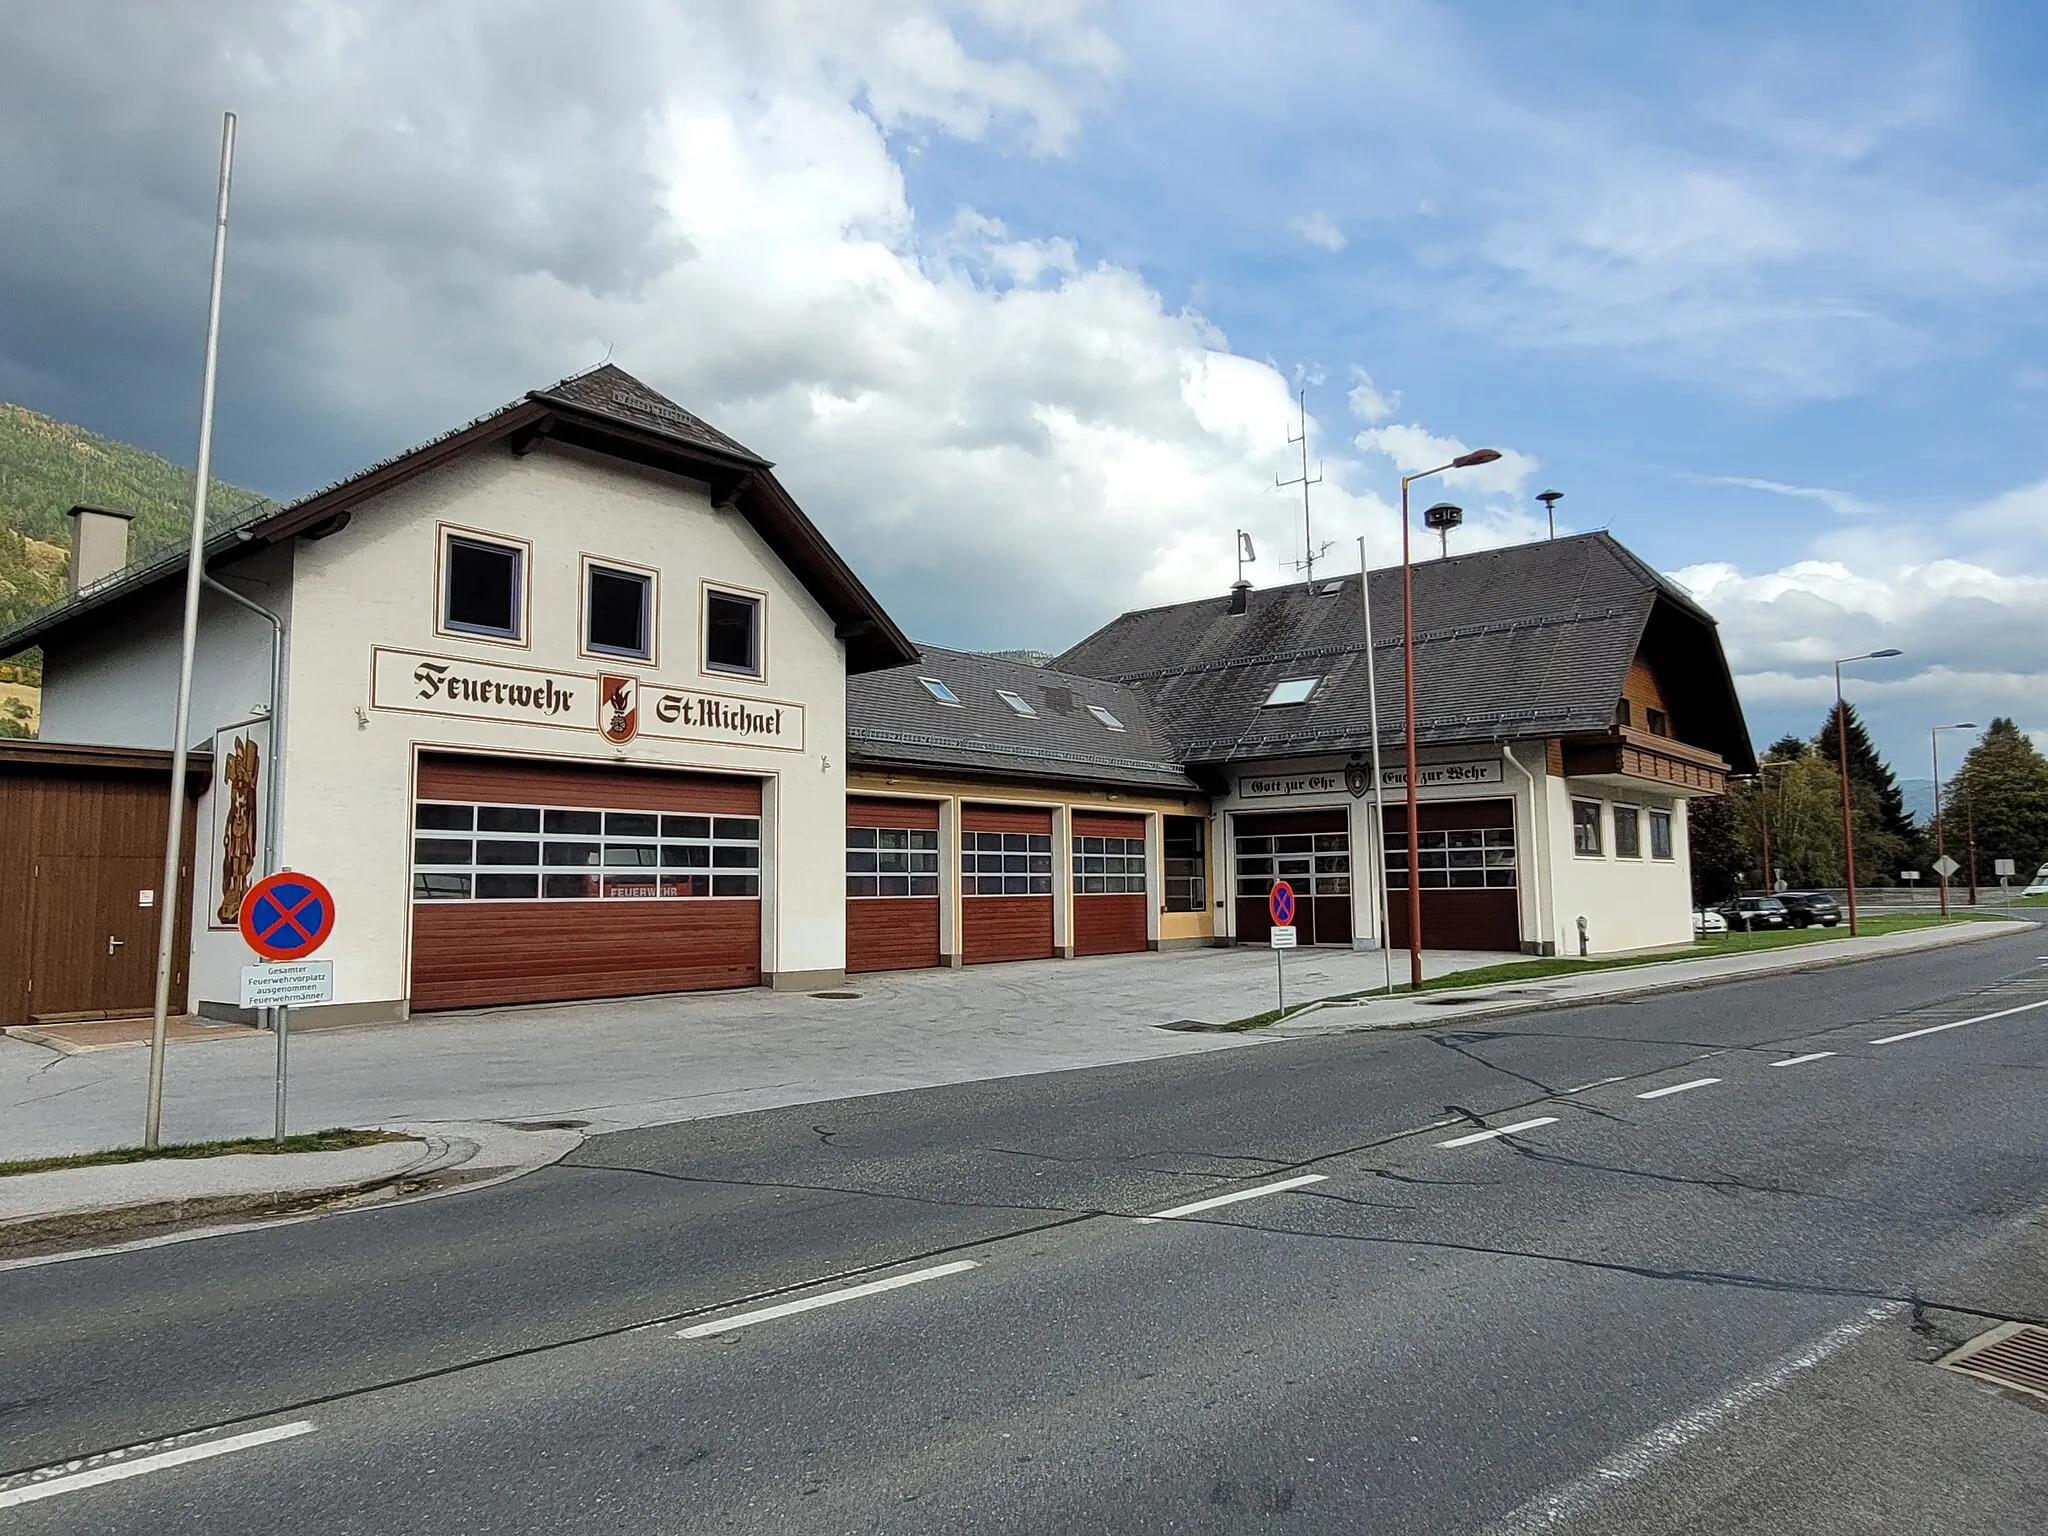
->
(0, 1128), (415, 1179)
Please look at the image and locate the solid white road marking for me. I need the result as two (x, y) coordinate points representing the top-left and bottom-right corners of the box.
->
(1635, 1077), (1721, 1100)
(1140, 1173), (1329, 1222)
(675, 1261), (979, 1339)
(0, 1422), (316, 1510)
(1869, 996), (2048, 1045)
(1770, 1052), (1836, 1067)
(1436, 1117), (1559, 1148)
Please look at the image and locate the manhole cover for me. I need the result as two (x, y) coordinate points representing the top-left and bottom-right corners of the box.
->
(1937, 1322), (2048, 1401)
(810, 991), (862, 1000)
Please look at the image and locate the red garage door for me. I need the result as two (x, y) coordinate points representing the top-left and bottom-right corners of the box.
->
(410, 755), (761, 1010)
(846, 797), (941, 974)
(962, 803), (1054, 964)
(1233, 809), (1352, 947)
(1072, 811), (1148, 956)
(1383, 799), (1521, 952)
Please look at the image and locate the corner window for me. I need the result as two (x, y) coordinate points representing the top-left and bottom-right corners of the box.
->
(1086, 704), (1125, 731)
(996, 689), (1037, 718)
(704, 589), (761, 676)
(1613, 805), (1642, 859)
(443, 535), (523, 640)
(1572, 799), (1603, 857)
(1163, 815), (1206, 912)
(1262, 677), (1320, 707)
(1649, 809), (1674, 860)
(586, 564), (652, 660)
(919, 677), (961, 706)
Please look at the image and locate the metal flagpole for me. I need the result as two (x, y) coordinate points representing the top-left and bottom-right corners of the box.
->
(1359, 537), (1394, 993)
(145, 111), (237, 1149)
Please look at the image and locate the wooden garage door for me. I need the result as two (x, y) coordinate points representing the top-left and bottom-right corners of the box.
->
(1233, 809), (1353, 947)
(961, 803), (1054, 964)
(1383, 799), (1520, 952)
(846, 797), (941, 974)
(1072, 811), (1147, 957)
(410, 756), (762, 1010)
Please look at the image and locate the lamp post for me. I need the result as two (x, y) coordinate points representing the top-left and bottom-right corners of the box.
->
(1400, 446), (1501, 987)
(1832, 648), (1903, 936)
(1931, 722), (1976, 917)
(1743, 757), (1794, 893)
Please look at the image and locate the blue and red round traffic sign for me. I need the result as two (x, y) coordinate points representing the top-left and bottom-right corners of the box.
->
(1269, 880), (1296, 926)
(239, 872), (337, 961)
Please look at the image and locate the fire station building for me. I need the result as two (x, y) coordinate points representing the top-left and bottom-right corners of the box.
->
(0, 367), (1752, 1028)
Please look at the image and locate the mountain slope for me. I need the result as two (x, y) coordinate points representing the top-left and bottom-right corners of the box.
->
(0, 401), (266, 630)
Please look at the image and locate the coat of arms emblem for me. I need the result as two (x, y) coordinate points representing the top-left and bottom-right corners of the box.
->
(599, 674), (639, 745)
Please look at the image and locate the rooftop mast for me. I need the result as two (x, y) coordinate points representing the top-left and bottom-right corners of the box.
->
(1277, 387), (1330, 584)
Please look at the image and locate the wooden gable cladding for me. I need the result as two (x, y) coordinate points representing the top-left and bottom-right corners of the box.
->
(1619, 653), (1672, 731)
(1560, 731), (1730, 794)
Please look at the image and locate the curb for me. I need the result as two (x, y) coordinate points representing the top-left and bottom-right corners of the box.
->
(1261, 916), (2039, 1038)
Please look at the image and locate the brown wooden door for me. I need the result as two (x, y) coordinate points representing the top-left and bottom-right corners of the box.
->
(28, 854), (165, 1017)
(962, 804), (1054, 964)
(846, 797), (942, 973)
(1383, 799), (1521, 952)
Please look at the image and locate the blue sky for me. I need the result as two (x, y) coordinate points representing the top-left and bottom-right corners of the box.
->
(1, 1), (2043, 775)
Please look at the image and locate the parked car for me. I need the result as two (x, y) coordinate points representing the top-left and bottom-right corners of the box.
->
(2023, 864), (2048, 898)
(1774, 891), (1841, 928)
(1717, 895), (1791, 932)
(1692, 907), (1728, 935)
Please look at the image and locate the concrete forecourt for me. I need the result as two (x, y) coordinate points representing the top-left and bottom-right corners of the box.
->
(3, 925), (2046, 1532)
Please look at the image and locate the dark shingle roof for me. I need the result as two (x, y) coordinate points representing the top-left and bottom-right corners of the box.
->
(534, 366), (767, 464)
(1054, 532), (1753, 772)
(847, 645), (1198, 792)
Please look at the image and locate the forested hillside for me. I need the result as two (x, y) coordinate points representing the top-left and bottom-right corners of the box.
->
(0, 400), (265, 633)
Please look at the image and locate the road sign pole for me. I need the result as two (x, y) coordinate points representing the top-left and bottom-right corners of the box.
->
(275, 1001), (290, 1141)
(1276, 943), (1285, 1017)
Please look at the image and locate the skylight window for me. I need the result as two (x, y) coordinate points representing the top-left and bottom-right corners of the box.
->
(919, 677), (961, 706)
(1318, 579), (1346, 595)
(1262, 677), (1320, 707)
(1086, 704), (1125, 731)
(996, 689), (1037, 718)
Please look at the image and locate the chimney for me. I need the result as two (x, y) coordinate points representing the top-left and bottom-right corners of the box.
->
(65, 505), (136, 594)
(1227, 580), (1251, 616)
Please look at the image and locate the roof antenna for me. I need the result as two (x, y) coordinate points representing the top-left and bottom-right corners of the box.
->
(1537, 488), (1562, 539)
(1277, 387), (1331, 583)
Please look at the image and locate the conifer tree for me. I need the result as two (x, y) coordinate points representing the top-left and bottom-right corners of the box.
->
(1816, 701), (1918, 882)
(1951, 718), (2048, 885)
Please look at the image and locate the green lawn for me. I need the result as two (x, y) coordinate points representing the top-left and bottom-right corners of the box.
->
(1224, 911), (2006, 1030)
(0, 1128), (414, 1179)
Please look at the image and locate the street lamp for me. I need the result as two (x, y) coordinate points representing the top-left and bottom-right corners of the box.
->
(1931, 722), (1976, 917)
(1833, 648), (1902, 936)
(1400, 446), (1501, 987)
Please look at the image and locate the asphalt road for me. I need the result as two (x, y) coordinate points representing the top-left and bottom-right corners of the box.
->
(4, 928), (2046, 1532)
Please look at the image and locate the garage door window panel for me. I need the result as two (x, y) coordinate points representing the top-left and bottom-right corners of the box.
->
(415, 798), (758, 902)
(1386, 825), (1514, 889)
(964, 830), (1052, 895)
(846, 825), (939, 898)
(1074, 834), (1146, 895)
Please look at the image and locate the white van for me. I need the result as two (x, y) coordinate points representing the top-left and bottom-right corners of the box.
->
(2024, 864), (2048, 898)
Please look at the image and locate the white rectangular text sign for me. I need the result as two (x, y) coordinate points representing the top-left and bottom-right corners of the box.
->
(240, 960), (334, 1009)
(1269, 926), (1298, 949)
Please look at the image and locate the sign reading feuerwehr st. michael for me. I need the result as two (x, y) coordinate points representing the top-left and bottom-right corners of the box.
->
(370, 647), (807, 752)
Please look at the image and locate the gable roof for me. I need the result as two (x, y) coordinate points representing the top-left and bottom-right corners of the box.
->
(847, 644), (1198, 792)
(1055, 531), (1755, 774)
(0, 365), (916, 674)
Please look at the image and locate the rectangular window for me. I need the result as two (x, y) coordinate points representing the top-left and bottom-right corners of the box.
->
(443, 535), (523, 639)
(1262, 677), (1320, 707)
(586, 564), (652, 659)
(845, 826), (940, 898)
(704, 589), (761, 676)
(996, 689), (1037, 718)
(412, 800), (759, 901)
(1646, 707), (1669, 737)
(1649, 809), (1674, 860)
(1163, 815), (1205, 912)
(1073, 834), (1147, 895)
(1572, 799), (1603, 857)
(962, 830), (1053, 896)
(1384, 826), (1515, 889)
(1086, 704), (1125, 731)
(1239, 827), (1352, 895)
(1613, 805), (1642, 858)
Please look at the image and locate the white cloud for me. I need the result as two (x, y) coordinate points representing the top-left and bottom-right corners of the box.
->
(1286, 211), (1345, 252)
(1345, 365), (1398, 424)
(1692, 475), (1880, 519)
(1354, 424), (1537, 500)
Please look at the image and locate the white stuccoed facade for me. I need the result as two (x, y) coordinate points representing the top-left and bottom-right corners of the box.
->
(39, 441), (853, 1021)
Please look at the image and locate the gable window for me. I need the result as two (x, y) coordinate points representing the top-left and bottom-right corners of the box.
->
(1646, 707), (1670, 737)
(1572, 799), (1603, 857)
(1649, 809), (1674, 860)
(1086, 704), (1125, 731)
(996, 689), (1037, 718)
(443, 534), (523, 640)
(585, 563), (652, 660)
(919, 677), (961, 706)
(1262, 677), (1320, 707)
(704, 589), (761, 676)
(1613, 804), (1642, 858)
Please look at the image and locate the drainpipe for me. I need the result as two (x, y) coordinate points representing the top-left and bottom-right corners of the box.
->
(1502, 742), (1550, 957)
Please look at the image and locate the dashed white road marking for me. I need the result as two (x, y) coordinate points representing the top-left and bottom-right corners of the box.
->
(1564, 1076), (1627, 1094)
(675, 1261), (979, 1339)
(1869, 996), (2048, 1045)
(1770, 1052), (1836, 1068)
(0, 1422), (316, 1509)
(1140, 1173), (1329, 1222)
(1437, 1116), (1559, 1148)
(1636, 1077), (1720, 1100)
